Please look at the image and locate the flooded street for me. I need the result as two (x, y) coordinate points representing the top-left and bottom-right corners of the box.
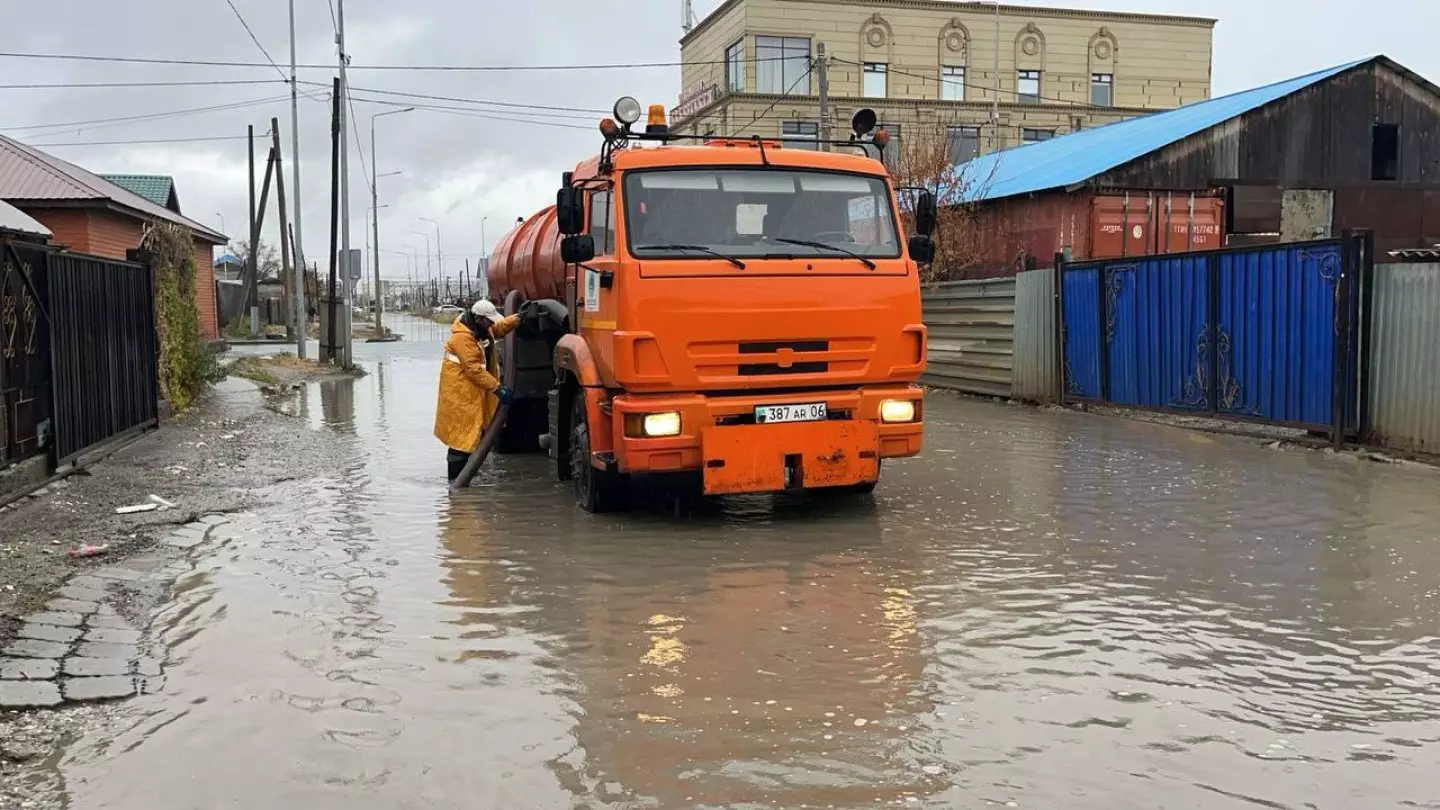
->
(58, 316), (1440, 809)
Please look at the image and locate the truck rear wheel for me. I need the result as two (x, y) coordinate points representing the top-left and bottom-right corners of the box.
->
(570, 395), (626, 513)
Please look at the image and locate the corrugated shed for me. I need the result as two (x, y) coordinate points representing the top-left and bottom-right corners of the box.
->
(951, 57), (1373, 203)
(1368, 263), (1440, 454)
(0, 200), (51, 237)
(100, 174), (177, 210)
(921, 278), (1015, 397)
(0, 136), (223, 242)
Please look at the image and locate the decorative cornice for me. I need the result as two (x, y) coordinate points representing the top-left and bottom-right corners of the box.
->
(684, 0), (1214, 46)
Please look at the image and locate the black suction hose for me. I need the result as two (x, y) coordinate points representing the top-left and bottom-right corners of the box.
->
(450, 289), (522, 490)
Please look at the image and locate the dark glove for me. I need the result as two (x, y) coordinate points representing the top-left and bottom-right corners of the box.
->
(495, 386), (515, 406)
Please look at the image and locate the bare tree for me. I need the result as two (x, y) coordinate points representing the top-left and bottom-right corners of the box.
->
(886, 131), (1004, 282)
(231, 239), (282, 281)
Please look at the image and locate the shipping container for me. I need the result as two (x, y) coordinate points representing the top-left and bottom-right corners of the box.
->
(961, 189), (1224, 276)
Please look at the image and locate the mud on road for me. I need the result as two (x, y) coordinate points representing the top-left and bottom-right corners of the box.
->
(1, 376), (352, 807)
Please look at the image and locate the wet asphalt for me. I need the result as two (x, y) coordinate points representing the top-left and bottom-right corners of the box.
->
(54, 315), (1440, 809)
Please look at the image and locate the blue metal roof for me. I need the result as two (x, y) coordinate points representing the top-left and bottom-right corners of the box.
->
(950, 57), (1374, 204)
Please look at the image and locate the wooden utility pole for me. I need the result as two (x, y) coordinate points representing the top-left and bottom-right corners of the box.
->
(270, 119), (293, 340)
(246, 125), (257, 337)
(324, 77), (342, 364)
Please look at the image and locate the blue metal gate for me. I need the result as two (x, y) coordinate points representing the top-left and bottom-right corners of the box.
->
(1060, 235), (1366, 439)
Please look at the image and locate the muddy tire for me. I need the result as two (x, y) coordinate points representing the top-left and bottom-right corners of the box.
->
(570, 395), (626, 513)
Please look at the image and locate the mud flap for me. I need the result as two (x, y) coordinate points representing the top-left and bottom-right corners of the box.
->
(700, 421), (879, 496)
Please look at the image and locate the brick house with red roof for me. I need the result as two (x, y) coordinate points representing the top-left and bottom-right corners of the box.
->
(0, 135), (228, 338)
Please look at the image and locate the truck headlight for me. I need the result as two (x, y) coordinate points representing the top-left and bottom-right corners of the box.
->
(879, 399), (916, 423)
(641, 412), (681, 437)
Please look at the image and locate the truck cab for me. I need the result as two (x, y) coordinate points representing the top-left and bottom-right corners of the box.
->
(493, 100), (935, 512)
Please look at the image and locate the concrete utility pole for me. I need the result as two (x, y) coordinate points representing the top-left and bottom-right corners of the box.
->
(288, 0), (307, 358)
(371, 107), (412, 334)
(412, 229), (432, 303)
(336, 0), (354, 368)
(419, 216), (443, 299)
(993, 0), (1001, 149)
(816, 42), (830, 151)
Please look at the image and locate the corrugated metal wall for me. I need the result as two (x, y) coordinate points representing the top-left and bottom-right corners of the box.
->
(1011, 269), (1059, 403)
(1368, 263), (1440, 453)
(921, 278), (1015, 397)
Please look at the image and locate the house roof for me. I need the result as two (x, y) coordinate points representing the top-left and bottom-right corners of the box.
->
(0, 135), (225, 243)
(100, 174), (179, 211)
(214, 252), (242, 267)
(0, 199), (51, 237)
(951, 56), (1378, 204)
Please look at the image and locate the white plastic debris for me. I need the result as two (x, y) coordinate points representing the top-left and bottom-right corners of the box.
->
(115, 503), (159, 514)
(148, 494), (177, 510)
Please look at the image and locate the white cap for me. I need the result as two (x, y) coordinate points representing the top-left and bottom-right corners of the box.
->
(470, 299), (503, 324)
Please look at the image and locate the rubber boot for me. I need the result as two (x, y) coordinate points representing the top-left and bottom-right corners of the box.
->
(447, 448), (470, 482)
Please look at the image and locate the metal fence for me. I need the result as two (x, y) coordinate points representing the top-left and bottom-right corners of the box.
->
(921, 278), (1015, 397)
(0, 239), (159, 472)
(1060, 234), (1367, 440)
(0, 240), (52, 469)
(1367, 262), (1440, 453)
(1011, 269), (1059, 403)
(47, 252), (159, 463)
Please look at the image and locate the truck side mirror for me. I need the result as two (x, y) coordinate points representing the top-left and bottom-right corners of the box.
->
(556, 185), (585, 236)
(561, 234), (595, 264)
(915, 190), (938, 236)
(908, 234), (935, 264)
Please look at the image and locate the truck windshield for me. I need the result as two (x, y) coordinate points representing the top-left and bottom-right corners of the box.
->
(623, 169), (901, 261)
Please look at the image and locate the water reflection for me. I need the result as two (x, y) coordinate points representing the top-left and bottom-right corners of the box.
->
(54, 319), (1440, 809)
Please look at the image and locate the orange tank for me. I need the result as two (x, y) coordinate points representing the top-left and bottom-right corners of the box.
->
(488, 206), (564, 303)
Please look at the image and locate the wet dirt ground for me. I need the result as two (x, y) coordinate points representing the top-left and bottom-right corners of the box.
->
(27, 315), (1440, 808)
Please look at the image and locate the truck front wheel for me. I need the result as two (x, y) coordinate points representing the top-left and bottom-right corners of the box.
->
(570, 396), (626, 513)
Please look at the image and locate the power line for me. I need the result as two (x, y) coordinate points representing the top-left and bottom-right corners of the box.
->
(328, 82), (609, 115)
(0, 79), (288, 90)
(347, 93), (374, 198)
(349, 95), (595, 131)
(26, 134), (251, 147)
(0, 50), (791, 72)
(0, 94), (295, 134)
(733, 65), (816, 137)
(222, 0), (289, 82)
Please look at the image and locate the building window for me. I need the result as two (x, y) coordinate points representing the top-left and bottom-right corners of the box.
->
(1022, 128), (1054, 144)
(781, 120), (819, 150)
(1372, 124), (1399, 181)
(942, 66), (966, 101)
(1091, 73), (1113, 107)
(725, 41), (745, 92)
(863, 62), (888, 98)
(947, 125), (981, 164)
(756, 36), (811, 95)
(1018, 70), (1042, 104)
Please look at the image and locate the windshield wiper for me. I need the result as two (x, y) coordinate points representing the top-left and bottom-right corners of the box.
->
(634, 244), (746, 269)
(770, 238), (877, 270)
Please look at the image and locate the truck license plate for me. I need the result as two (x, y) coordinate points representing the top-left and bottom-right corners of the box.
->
(755, 403), (827, 424)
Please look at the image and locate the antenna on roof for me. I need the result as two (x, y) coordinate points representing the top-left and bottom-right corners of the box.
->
(682, 0), (695, 34)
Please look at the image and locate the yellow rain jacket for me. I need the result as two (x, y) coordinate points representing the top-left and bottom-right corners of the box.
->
(433, 313), (520, 452)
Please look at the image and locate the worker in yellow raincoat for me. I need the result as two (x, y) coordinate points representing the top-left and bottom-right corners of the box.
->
(434, 299), (522, 480)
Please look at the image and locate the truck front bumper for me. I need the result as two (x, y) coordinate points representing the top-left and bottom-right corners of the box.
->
(607, 386), (923, 493)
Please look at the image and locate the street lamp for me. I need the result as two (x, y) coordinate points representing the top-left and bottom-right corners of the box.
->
(371, 106), (414, 332)
(411, 229), (433, 305)
(215, 212), (226, 236)
(418, 216), (443, 304)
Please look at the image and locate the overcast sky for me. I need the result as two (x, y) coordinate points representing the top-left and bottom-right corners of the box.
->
(1, 0), (1433, 284)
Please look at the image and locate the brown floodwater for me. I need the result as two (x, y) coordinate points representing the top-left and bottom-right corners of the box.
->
(60, 316), (1440, 809)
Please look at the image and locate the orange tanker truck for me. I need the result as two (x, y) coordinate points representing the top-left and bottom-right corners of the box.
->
(487, 98), (936, 512)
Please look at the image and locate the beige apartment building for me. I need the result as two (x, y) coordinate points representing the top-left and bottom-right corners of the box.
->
(671, 0), (1215, 163)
